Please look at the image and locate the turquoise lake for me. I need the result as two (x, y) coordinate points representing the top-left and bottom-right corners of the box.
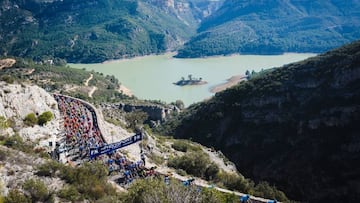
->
(71, 53), (316, 106)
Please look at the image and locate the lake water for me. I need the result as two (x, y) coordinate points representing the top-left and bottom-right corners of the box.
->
(70, 53), (316, 106)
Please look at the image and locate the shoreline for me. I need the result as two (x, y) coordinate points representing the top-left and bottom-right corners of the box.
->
(102, 52), (176, 64)
(210, 75), (247, 93)
(96, 52), (317, 64)
(118, 84), (133, 97)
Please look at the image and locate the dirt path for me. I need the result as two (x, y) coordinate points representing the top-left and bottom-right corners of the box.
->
(84, 73), (93, 86)
(88, 86), (97, 98)
(84, 74), (97, 98)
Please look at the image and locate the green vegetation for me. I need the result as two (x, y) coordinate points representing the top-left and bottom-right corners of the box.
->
(124, 110), (149, 130)
(0, 116), (10, 129)
(0, 75), (15, 84)
(3, 134), (33, 154)
(0, 0), (197, 63)
(0, 134), (50, 159)
(2, 179), (51, 203)
(147, 152), (165, 165)
(57, 186), (81, 202)
(23, 113), (38, 127)
(163, 41), (360, 202)
(168, 151), (218, 180)
(36, 161), (117, 201)
(4, 190), (31, 203)
(23, 111), (53, 126)
(0, 57), (135, 104)
(171, 140), (201, 152)
(176, 1), (360, 58)
(37, 111), (53, 126)
(23, 179), (53, 203)
(166, 151), (288, 201)
(121, 177), (238, 203)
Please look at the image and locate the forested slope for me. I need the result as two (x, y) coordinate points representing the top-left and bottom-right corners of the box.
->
(162, 40), (360, 202)
(176, 0), (360, 58)
(0, 0), (217, 63)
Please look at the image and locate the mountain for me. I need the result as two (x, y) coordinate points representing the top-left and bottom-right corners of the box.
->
(176, 0), (360, 58)
(160, 40), (360, 202)
(0, 0), (223, 63)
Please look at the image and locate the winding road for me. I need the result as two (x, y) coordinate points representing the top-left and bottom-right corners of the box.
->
(54, 93), (275, 203)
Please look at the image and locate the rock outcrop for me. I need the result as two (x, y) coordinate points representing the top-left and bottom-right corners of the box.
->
(0, 81), (61, 142)
(102, 103), (180, 122)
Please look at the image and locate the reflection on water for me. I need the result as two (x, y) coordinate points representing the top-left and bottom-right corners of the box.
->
(70, 53), (316, 106)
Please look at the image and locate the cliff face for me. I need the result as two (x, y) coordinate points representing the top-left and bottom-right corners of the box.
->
(102, 102), (179, 122)
(169, 41), (360, 202)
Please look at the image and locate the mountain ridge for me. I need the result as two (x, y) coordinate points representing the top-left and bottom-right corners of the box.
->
(0, 0), (223, 63)
(176, 0), (360, 58)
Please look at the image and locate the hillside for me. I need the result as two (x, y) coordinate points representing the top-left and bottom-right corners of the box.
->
(0, 0), (222, 63)
(176, 0), (360, 58)
(161, 41), (360, 202)
(0, 61), (288, 202)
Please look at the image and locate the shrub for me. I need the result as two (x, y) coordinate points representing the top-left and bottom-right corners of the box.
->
(167, 151), (213, 178)
(23, 179), (52, 203)
(58, 186), (82, 202)
(59, 162), (115, 200)
(24, 113), (38, 127)
(4, 189), (30, 203)
(171, 140), (202, 153)
(205, 163), (219, 181)
(1, 75), (15, 84)
(215, 172), (252, 193)
(253, 181), (288, 202)
(3, 134), (22, 148)
(147, 153), (165, 165)
(176, 169), (187, 176)
(122, 178), (237, 203)
(0, 116), (9, 129)
(125, 110), (148, 130)
(3, 134), (33, 153)
(36, 161), (62, 177)
(37, 111), (53, 126)
(171, 140), (189, 152)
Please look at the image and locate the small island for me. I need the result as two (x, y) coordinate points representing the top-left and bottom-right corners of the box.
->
(173, 74), (208, 86)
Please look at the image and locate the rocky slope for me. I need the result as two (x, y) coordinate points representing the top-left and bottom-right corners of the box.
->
(0, 65), (255, 201)
(176, 0), (360, 58)
(0, 81), (61, 141)
(164, 40), (360, 202)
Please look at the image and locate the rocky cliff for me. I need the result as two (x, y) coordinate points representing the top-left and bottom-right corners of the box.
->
(0, 81), (61, 142)
(165, 40), (360, 202)
(102, 102), (180, 122)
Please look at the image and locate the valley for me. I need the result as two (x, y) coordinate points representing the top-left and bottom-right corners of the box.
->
(0, 0), (359, 202)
